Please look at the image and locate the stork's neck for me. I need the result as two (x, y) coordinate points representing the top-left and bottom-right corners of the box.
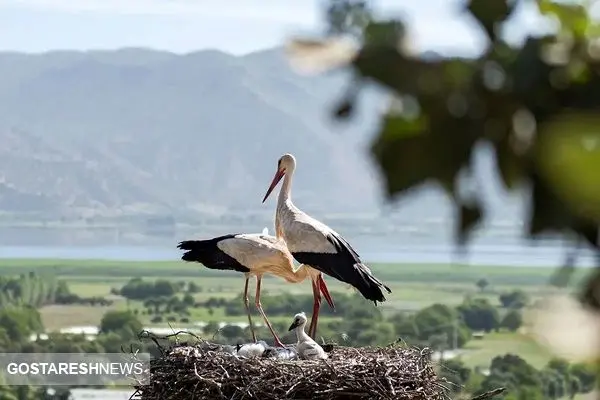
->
(278, 170), (294, 204)
(295, 324), (311, 343)
(280, 264), (310, 283)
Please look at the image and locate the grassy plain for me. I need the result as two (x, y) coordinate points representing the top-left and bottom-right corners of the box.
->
(2, 257), (582, 369)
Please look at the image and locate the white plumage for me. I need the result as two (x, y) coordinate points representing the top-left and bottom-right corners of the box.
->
(288, 312), (327, 360)
(262, 153), (391, 339)
(178, 230), (326, 347)
(236, 341), (270, 358)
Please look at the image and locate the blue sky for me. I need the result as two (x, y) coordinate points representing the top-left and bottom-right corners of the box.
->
(0, 0), (549, 55)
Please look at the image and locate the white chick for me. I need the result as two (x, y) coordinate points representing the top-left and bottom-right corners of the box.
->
(288, 312), (327, 360)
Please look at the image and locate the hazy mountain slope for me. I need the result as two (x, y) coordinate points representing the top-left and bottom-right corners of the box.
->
(0, 47), (388, 218)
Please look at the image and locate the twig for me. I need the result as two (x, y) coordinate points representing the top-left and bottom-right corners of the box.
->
(134, 338), (449, 399)
(470, 387), (506, 400)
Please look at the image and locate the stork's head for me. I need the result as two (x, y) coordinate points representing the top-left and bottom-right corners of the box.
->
(287, 311), (307, 331)
(262, 153), (296, 203)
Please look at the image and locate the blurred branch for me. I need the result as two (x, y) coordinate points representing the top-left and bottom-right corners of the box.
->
(288, 0), (600, 379)
(299, 0), (600, 256)
(470, 387), (506, 400)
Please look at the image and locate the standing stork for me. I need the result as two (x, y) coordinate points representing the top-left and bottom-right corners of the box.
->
(177, 227), (334, 347)
(262, 153), (392, 338)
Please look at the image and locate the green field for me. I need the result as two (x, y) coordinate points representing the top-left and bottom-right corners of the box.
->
(1, 257), (583, 370)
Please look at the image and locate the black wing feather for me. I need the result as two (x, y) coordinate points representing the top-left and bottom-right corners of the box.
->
(177, 234), (250, 273)
(292, 231), (391, 304)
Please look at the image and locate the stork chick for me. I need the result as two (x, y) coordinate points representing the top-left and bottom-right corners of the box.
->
(288, 312), (327, 360)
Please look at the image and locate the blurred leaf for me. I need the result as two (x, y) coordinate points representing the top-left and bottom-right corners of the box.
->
(465, 0), (515, 42)
(352, 48), (476, 100)
(549, 236), (583, 288)
(527, 173), (574, 236)
(363, 20), (405, 47)
(457, 200), (483, 246)
(580, 267), (600, 310)
(371, 113), (476, 197)
(512, 37), (555, 110)
(549, 263), (576, 288)
(535, 112), (600, 223)
(370, 116), (434, 196)
(494, 136), (526, 190)
(537, 0), (590, 38)
(572, 219), (599, 250)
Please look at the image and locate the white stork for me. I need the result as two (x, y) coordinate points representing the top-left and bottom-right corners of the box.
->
(287, 312), (327, 360)
(262, 153), (392, 338)
(177, 227), (334, 347)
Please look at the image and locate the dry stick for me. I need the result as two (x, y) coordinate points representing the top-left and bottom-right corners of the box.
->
(135, 336), (448, 400)
(470, 387), (506, 400)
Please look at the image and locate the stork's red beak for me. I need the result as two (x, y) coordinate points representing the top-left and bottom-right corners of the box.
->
(262, 169), (285, 203)
(318, 274), (335, 310)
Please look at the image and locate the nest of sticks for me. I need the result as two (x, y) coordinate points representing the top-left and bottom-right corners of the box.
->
(131, 332), (449, 400)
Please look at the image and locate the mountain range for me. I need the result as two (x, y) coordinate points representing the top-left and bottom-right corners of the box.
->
(0, 47), (393, 220)
(0, 47), (518, 223)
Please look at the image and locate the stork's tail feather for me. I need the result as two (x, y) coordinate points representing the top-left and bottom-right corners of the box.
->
(177, 239), (215, 263)
(355, 263), (392, 303)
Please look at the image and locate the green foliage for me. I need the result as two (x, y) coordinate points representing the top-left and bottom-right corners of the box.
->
(499, 309), (523, 332)
(119, 277), (179, 300)
(99, 310), (142, 340)
(319, 0), (600, 259)
(570, 362), (596, 393)
(498, 290), (529, 309)
(477, 354), (544, 399)
(457, 298), (500, 332)
(412, 303), (471, 348)
(0, 306), (43, 344)
(475, 278), (489, 292)
(438, 358), (472, 396)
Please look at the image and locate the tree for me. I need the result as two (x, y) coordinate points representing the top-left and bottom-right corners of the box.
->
(187, 282), (201, 293)
(99, 310), (142, 340)
(438, 358), (471, 396)
(499, 290), (529, 309)
(457, 298), (500, 332)
(413, 304), (471, 348)
(389, 312), (419, 341)
(569, 362), (595, 393)
(427, 333), (449, 357)
(182, 293), (195, 306)
(219, 324), (244, 341)
(307, 0), (600, 300)
(475, 278), (489, 293)
(500, 309), (523, 332)
(478, 354), (544, 399)
(0, 307), (43, 344)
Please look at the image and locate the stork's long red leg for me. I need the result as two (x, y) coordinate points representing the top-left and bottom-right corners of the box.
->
(255, 276), (285, 347)
(308, 278), (322, 339)
(243, 275), (257, 342)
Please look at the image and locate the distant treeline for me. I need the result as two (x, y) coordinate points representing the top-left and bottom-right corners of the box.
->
(0, 272), (112, 308)
(0, 262), (579, 287)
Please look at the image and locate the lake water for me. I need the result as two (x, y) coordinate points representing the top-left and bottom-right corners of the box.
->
(0, 241), (597, 267)
(0, 225), (596, 267)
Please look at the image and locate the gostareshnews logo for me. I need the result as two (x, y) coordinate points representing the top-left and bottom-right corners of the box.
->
(0, 353), (150, 386)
